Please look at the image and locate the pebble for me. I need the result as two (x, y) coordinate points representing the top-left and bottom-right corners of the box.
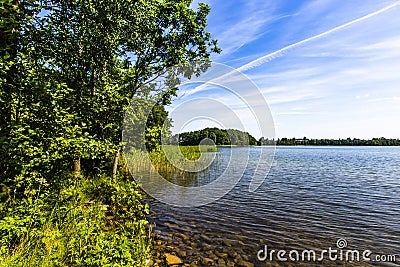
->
(201, 234), (212, 242)
(145, 259), (154, 267)
(164, 253), (183, 265)
(202, 257), (214, 265)
(154, 230), (161, 235)
(186, 250), (193, 256)
(179, 233), (190, 240)
(215, 252), (228, 258)
(202, 243), (213, 250)
(178, 250), (187, 257)
(217, 258), (226, 265)
(237, 259), (254, 267)
(223, 240), (233, 247)
(151, 226), (259, 267)
(227, 260), (235, 266)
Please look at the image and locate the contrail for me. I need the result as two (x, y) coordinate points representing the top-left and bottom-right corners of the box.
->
(183, 1), (400, 96)
(238, 1), (400, 72)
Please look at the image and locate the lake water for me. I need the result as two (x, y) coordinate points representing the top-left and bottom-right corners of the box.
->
(147, 146), (400, 266)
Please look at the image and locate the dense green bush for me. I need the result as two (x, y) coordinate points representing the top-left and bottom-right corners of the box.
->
(0, 173), (151, 267)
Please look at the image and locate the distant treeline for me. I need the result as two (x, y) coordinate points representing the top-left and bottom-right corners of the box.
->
(170, 127), (400, 146)
(170, 127), (259, 146)
(259, 137), (400, 146)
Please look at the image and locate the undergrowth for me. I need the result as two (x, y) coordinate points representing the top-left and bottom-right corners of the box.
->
(0, 173), (151, 267)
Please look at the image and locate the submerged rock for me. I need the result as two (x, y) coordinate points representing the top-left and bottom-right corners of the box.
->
(177, 250), (187, 257)
(215, 252), (228, 258)
(164, 253), (183, 265)
(145, 259), (154, 267)
(179, 232), (190, 240)
(202, 257), (214, 265)
(223, 240), (233, 247)
(217, 258), (226, 265)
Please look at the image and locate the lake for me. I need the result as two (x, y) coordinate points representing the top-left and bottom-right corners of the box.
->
(147, 146), (400, 266)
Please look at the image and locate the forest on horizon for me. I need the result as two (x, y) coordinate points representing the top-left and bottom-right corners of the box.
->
(170, 127), (400, 146)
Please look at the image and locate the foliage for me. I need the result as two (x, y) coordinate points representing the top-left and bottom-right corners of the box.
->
(0, 0), (219, 197)
(259, 137), (400, 146)
(145, 104), (172, 152)
(171, 127), (260, 146)
(0, 173), (151, 267)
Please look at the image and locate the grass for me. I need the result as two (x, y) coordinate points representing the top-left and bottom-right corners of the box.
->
(126, 145), (218, 175)
(0, 173), (151, 267)
(179, 145), (218, 160)
(0, 145), (218, 266)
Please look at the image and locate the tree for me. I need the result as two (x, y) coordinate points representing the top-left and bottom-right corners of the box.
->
(1, 0), (220, 197)
(173, 127), (260, 146)
(145, 104), (172, 151)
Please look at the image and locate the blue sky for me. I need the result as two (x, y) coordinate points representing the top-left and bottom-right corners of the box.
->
(169, 0), (400, 139)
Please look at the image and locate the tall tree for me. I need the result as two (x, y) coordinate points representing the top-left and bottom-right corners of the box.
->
(1, 0), (219, 197)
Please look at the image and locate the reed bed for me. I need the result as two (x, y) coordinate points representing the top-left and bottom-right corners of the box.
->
(125, 145), (218, 185)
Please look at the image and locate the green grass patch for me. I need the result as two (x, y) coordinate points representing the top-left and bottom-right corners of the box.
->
(178, 145), (218, 160)
(0, 174), (151, 267)
(125, 145), (218, 177)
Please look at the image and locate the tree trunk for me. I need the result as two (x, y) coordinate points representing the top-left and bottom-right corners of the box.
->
(119, 151), (129, 176)
(74, 157), (81, 178)
(112, 149), (119, 180)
